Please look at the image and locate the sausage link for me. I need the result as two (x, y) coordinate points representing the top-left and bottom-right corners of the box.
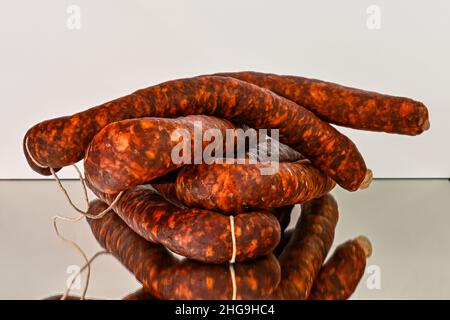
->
(152, 176), (294, 231)
(270, 194), (339, 299)
(87, 200), (281, 299)
(86, 179), (281, 264)
(309, 236), (372, 300)
(24, 76), (367, 191)
(216, 71), (430, 135)
(176, 159), (336, 213)
(84, 115), (234, 194)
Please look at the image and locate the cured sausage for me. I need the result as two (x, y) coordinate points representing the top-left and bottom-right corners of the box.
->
(270, 194), (339, 299)
(176, 159), (336, 213)
(152, 179), (294, 232)
(87, 200), (281, 299)
(84, 115), (234, 194)
(309, 236), (372, 300)
(24, 76), (368, 191)
(85, 180), (281, 264)
(216, 71), (430, 135)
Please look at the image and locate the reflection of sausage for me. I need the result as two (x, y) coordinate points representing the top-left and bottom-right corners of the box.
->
(86, 180), (281, 264)
(87, 200), (281, 299)
(216, 71), (430, 135)
(309, 236), (372, 300)
(24, 76), (367, 191)
(270, 194), (339, 299)
(176, 159), (335, 213)
(122, 288), (157, 300)
(84, 115), (234, 194)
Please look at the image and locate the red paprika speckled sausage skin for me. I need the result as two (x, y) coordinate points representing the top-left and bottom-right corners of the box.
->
(24, 76), (367, 191)
(85, 179), (281, 264)
(87, 200), (281, 299)
(152, 179), (294, 232)
(216, 71), (430, 135)
(176, 159), (336, 213)
(309, 236), (372, 300)
(270, 194), (339, 299)
(84, 115), (234, 194)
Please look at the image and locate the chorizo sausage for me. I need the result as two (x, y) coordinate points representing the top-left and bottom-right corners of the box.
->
(270, 194), (339, 299)
(175, 159), (335, 213)
(216, 71), (430, 135)
(24, 75), (368, 191)
(151, 172), (295, 229)
(86, 200), (281, 299)
(85, 179), (281, 264)
(84, 115), (234, 194)
(309, 236), (372, 300)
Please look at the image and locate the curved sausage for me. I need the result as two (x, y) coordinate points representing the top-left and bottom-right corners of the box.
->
(86, 200), (281, 299)
(152, 179), (294, 232)
(176, 159), (335, 213)
(84, 115), (234, 194)
(270, 194), (339, 299)
(309, 236), (372, 300)
(215, 71), (430, 135)
(24, 75), (367, 191)
(86, 180), (281, 264)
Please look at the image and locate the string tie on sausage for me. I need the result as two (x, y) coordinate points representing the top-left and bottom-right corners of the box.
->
(228, 215), (237, 300)
(229, 215), (237, 263)
(25, 136), (48, 169)
(50, 165), (123, 221)
(229, 263), (237, 300)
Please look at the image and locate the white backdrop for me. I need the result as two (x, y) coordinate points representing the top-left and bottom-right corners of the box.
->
(0, 0), (448, 179)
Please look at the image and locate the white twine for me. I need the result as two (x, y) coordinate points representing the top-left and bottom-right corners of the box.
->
(229, 215), (237, 264)
(25, 137), (119, 300)
(24, 136), (48, 169)
(228, 215), (237, 300)
(50, 166), (123, 221)
(229, 263), (237, 301)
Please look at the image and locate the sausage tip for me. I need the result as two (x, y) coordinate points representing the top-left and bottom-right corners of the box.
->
(23, 133), (55, 176)
(359, 169), (373, 190)
(421, 119), (430, 131)
(354, 235), (372, 258)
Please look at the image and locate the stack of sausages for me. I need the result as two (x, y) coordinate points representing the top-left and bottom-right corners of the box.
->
(24, 71), (429, 299)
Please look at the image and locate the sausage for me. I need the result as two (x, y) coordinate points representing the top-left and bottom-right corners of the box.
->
(84, 115), (234, 194)
(309, 236), (372, 300)
(86, 200), (281, 299)
(151, 172), (295, 228)
(215, 71), (430, 135)
(24, 75), (367, 191)
(270, 194), (339, 299)
(85, 179), (281, 264)
(175, 159), (336, 213)
(239, 124), (304, 163)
